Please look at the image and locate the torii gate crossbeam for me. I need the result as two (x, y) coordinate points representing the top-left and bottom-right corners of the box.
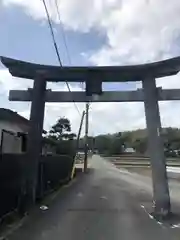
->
(9, 88), (180, 102)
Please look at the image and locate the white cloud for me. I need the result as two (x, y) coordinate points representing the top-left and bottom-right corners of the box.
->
(89, 0), (180, 65)
(3, 0), (180, 64)
(2, 0), (180, 134)
(3, 0), (46, 20)
(0, 68), (86, 134)
(0, 69), (33, 94)
(157, 74), (180, 89)
(2, 0), (122, 32)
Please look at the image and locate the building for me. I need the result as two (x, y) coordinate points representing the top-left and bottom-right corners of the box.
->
(0, 108), (47, 154)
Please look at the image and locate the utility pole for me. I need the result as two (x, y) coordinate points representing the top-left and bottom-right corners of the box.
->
(71, 110), (85, 180)
(76, 110), (85, 150)
(84, 103), (89, 173)
(92, 137), (95, 155)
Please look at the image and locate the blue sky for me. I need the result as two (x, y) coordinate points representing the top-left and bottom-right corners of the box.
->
(0, 5), (106, 66)
(1, 0), (180, 135)
(0, 2), (127, 134)
(0, 3), (131, 91)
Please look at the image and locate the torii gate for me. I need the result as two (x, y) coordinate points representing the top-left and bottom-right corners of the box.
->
(2, 55), (180, 217)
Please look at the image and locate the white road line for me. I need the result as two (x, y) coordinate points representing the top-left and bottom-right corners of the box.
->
(171, 223), (180, 229)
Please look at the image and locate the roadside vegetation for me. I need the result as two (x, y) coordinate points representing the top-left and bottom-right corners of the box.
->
(77, 128), (180, 157)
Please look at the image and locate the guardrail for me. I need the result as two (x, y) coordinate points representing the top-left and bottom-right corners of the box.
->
(105, 155), (179, 161)
(103, 154), (180, 167)
(112, 162), (180, 167)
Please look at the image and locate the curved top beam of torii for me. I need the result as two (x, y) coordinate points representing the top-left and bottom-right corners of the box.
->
(1, 56), (180, 82)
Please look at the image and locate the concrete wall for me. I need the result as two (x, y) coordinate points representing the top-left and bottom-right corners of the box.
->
(0, 121), (28, 153)
(1, 131), (22, 153)
(0, 121), (28, 142)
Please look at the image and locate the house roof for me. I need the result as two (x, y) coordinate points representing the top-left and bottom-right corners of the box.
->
(0, 108), (29, 125)
(0, 108), (47, 134)
(1, 56), (180, 82)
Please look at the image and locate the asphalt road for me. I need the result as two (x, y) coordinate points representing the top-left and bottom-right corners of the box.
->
(5, 155), (180, 240)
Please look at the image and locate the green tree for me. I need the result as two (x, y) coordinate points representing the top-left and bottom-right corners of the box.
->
(162, 128), (180, 156)
(45, 117), (76, 156)
(94, 135), (112, 154)
(131, 138), (147, 154)
(90, 127), (180, 157)
(108, 134), (123, 155)
(49, 117), (72, 140)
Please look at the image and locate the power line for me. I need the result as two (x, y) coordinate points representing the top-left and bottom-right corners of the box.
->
(54, 0), (85, 91)
(42, 0), (81, 116)
(54, 0), (72, 65)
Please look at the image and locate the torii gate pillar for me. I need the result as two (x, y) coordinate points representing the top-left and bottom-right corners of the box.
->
(26, 77), (46, 204)
(142, 77), (170, 216)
